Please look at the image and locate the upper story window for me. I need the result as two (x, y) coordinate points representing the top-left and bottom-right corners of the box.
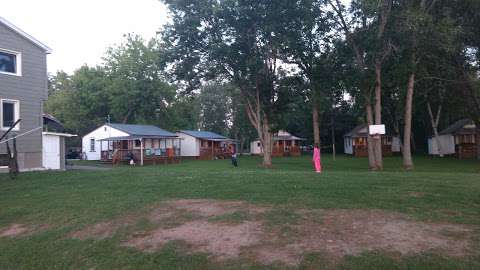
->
(1, 99), (20, 130)
(0, 49), (21, 76)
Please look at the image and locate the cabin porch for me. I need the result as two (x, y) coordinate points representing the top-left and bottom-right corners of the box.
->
(199, 139), (236, 160)
(99, 136), (181, 166)
(272, 140), (302, 157)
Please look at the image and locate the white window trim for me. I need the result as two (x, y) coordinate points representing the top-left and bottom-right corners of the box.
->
(89, 138), (96, 152)
(0, 48), (22, 76)
(0, 99), (20, 131)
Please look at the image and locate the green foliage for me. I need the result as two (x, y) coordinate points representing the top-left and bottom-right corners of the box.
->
(103, 34), (176, 124)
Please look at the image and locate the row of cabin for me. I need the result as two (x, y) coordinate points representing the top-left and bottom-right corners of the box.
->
(82, 123), (237, 165)
(344, 119), (477, 159)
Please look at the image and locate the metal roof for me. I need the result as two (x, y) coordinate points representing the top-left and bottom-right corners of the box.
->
(344, 124), (368, 138)
(179, 130), (231, 140)
(107, 123), (177, 137)
(0, 16), (52, 53)
(274, 135), (306, 141)
(439, 119), (476, 135)
(344, 124), (397, 138)
(98, 135), (181, 141)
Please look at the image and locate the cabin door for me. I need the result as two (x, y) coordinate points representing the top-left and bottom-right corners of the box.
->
(121, 140), (128, 150)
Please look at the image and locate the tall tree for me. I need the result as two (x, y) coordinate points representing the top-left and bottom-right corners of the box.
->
(104, 34), (175, 124)
(162, 0), (297, 167)
(328, 0), (393, 170)
(282, 0), (332, 146)
(198, 83), (232, 135)
(395, 0), (458, 168)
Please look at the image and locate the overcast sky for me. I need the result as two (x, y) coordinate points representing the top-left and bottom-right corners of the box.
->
(2, 0), (169, 74)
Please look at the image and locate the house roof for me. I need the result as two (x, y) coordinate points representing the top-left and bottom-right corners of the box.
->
(439, 119), (476, 135)
(252, 130), (306, 142)
(0, 16), (52, 53)
(107, 123), (177, 137)
(274, 135), (306, 141)
(344, 124), (397, 138)
(179, 130), (231, 141)
(43, 113), (65, 132)
(344, 124), (369, 138)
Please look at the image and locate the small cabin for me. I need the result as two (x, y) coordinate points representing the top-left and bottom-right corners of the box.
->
(250, 130), (305, 157)
(344, 124), (401, 157)
(176, 130), (236, 160)
(428, 119), (477, 159)
(82, 123), (181, 165)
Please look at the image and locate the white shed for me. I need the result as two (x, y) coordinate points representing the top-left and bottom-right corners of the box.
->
(42, 132), (76, 170)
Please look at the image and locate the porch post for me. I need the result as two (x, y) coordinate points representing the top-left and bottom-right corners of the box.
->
(140, 138), (144, 166)
(100, 139), (103, 160)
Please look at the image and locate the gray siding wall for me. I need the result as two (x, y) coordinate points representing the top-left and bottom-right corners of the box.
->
(0, 22), (47, 167)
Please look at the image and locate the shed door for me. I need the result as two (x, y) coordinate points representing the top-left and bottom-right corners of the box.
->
(43, 135), (60, 170)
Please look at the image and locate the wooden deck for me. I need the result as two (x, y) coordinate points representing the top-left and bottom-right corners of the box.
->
(101, 148), (181, 165)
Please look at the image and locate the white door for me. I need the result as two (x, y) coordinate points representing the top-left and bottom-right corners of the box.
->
(43, 135), (60, 170)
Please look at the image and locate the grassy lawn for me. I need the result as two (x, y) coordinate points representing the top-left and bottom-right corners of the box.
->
(0, 155), (479, 269)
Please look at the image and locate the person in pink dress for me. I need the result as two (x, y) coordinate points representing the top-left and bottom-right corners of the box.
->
(313, 143), (322, 173)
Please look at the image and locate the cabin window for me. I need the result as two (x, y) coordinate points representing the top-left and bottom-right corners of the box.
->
(383, 137), (392, 145)
(135, 140), (141, 147)
(457, 134), (475, 144)
(0, 49), (21, 76)
(89, 138), (95, 152)
(1, 99), (20, 130)
(257, 142), (260, 147)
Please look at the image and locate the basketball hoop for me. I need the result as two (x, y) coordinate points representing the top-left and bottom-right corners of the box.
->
(369, 125), (386, 139)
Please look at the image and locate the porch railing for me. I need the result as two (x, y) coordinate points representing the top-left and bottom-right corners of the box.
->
(199, 147), (232, 159)
(102, 148), (180, 161)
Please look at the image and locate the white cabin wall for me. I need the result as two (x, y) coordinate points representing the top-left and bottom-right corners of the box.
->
(176, 132), (200, 157)
(81, 125), (128, 160)
(428, 135), (455, 155)
(344, 137), (353, 154)
(392, 136), (401, 153)
(250, 140), (263, 154)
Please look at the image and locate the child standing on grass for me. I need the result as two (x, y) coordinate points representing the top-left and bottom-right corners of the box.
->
(313, 143), (321, 173)
(231, 150), (238, 167)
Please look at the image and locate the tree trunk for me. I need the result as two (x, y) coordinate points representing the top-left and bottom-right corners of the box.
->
(366, 103), (377, 170)
(427, 102), (443, 157)
(373, 63), (383, 170)
(261, 116), (273, 167)
(403, 72), (415, 170)
(243, 85), (274, 167)
(476, 122), (480, 160)
(312, 102), (321, 146)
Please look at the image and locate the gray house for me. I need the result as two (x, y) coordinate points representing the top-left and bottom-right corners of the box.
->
(0, 17), (51, 171)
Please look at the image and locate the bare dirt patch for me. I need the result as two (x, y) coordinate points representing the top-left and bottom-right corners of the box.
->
(123, 220), (263, 259)
(70, 199), (476, 266)
(252, 209), (473, 266)
(70, 215), (138, 240)
(0, 224), (28, 237)
(0, 223), (49, 237)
